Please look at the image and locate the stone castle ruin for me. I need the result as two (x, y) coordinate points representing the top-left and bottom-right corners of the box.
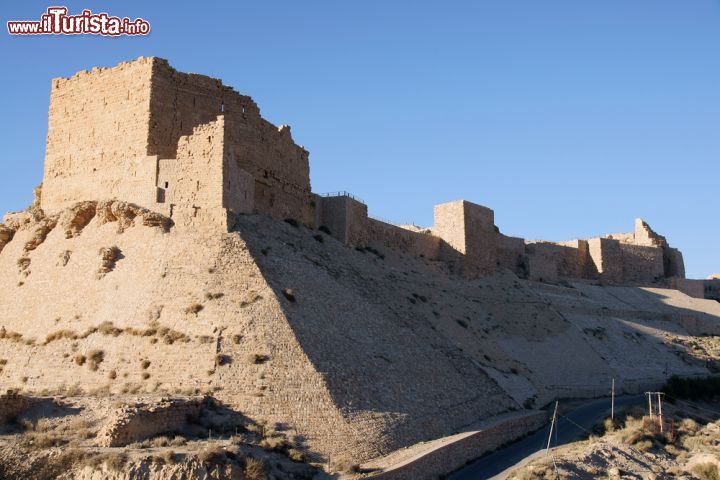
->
(2, 57), (720, 474)
(41, 56), (705, 291)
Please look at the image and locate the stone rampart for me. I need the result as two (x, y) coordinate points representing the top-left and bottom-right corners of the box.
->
(96, 397), (203, 447)
(37, 57), (692, 286)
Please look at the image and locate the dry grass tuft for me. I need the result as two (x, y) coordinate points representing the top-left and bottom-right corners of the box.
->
(74, 354), (86, 366)
(197, 445), (226, 465)
(87, 349), (104, 371)
(692, 463), (720, 480)
(287, 448), (306, 462)
(0, 327), (24, 342)
(97, 321), (122, 336)
(185, 303), (204, 315)
(259, 435), (288, 452)
(150, 436), (171, 447)
(330, 459), (360, 474)
(44, 329), (78, 344)
(244, 457), (267, 480)
(215, 354), (231, 366)
(246, 353), (269, 365)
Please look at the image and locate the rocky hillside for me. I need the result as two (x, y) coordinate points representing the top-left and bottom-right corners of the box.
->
(1, 199), (719, 467)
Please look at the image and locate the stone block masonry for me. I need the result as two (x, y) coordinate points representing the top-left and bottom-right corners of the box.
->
(37, 57), (696, 287)
(42, 57), (314, 231)
(96, 397), (203, 447)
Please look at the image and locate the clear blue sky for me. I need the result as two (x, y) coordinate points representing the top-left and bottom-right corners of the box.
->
(1, 1), (718, 278)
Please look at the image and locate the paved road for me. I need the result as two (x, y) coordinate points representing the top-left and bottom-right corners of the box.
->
(447, 394), (645, 480)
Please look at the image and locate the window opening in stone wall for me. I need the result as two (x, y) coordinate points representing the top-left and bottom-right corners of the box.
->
(220, 101), (224, 113)
(165, 182), (169, 189)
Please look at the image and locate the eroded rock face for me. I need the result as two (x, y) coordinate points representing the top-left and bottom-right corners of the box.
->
(59, 201), (98, 238)
(97, 246), (122, 279)
(0, 225), (14, 255)
(4, 200), (172, 239)
(95, 200), (173, 233)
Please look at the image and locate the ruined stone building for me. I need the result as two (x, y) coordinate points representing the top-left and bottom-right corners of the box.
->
(41, 56), (710, 293)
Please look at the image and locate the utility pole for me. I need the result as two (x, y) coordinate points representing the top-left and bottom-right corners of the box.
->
(546, 401), (559, 454)
(645, 392), (665, 432)
(611, 378), (615, 421)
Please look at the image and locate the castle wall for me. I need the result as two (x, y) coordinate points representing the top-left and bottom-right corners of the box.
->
(42, 58), (156, 213)
(670, 278), (706, 299)
(525, 242), (583, 283)
(317, 195), (441, 259)
(705, 279), (720, 301)
(155, 116), (236, 230)
(525, 243), (560, 283)
(38, 57), (690, 286)
(618, 243), (664, 283)
(664, 247), (685, 278)
(558, 239), (596, 279)
(149, 59), (315, 226)
(588, 238), (624, 284)
(496, 234), (526, 276)
(316, 195), (353, 243)
(366, 219), (441, 260)
(434, 201), (496, 277)
(42, 57), (314, 228)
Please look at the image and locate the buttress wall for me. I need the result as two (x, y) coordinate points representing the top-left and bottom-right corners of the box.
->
(42, 58), (156, 213)
(149, 59), (315, 226)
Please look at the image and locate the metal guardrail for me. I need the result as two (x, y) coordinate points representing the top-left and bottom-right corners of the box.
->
(320, 191), (365, 204)
(320, 192), (425, 229)
(368, 214), (424, 229)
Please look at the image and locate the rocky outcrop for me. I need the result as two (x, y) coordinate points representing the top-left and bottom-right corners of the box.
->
(96, 200), (173, 233)
(97, 246), (122, 278)
(0, 225), (14, 255)
(59, 201), (98, 238)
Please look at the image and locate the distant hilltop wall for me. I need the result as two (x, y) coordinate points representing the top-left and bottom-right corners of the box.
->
(314, 194), (688, 287)
(38, 57), (696, 290)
